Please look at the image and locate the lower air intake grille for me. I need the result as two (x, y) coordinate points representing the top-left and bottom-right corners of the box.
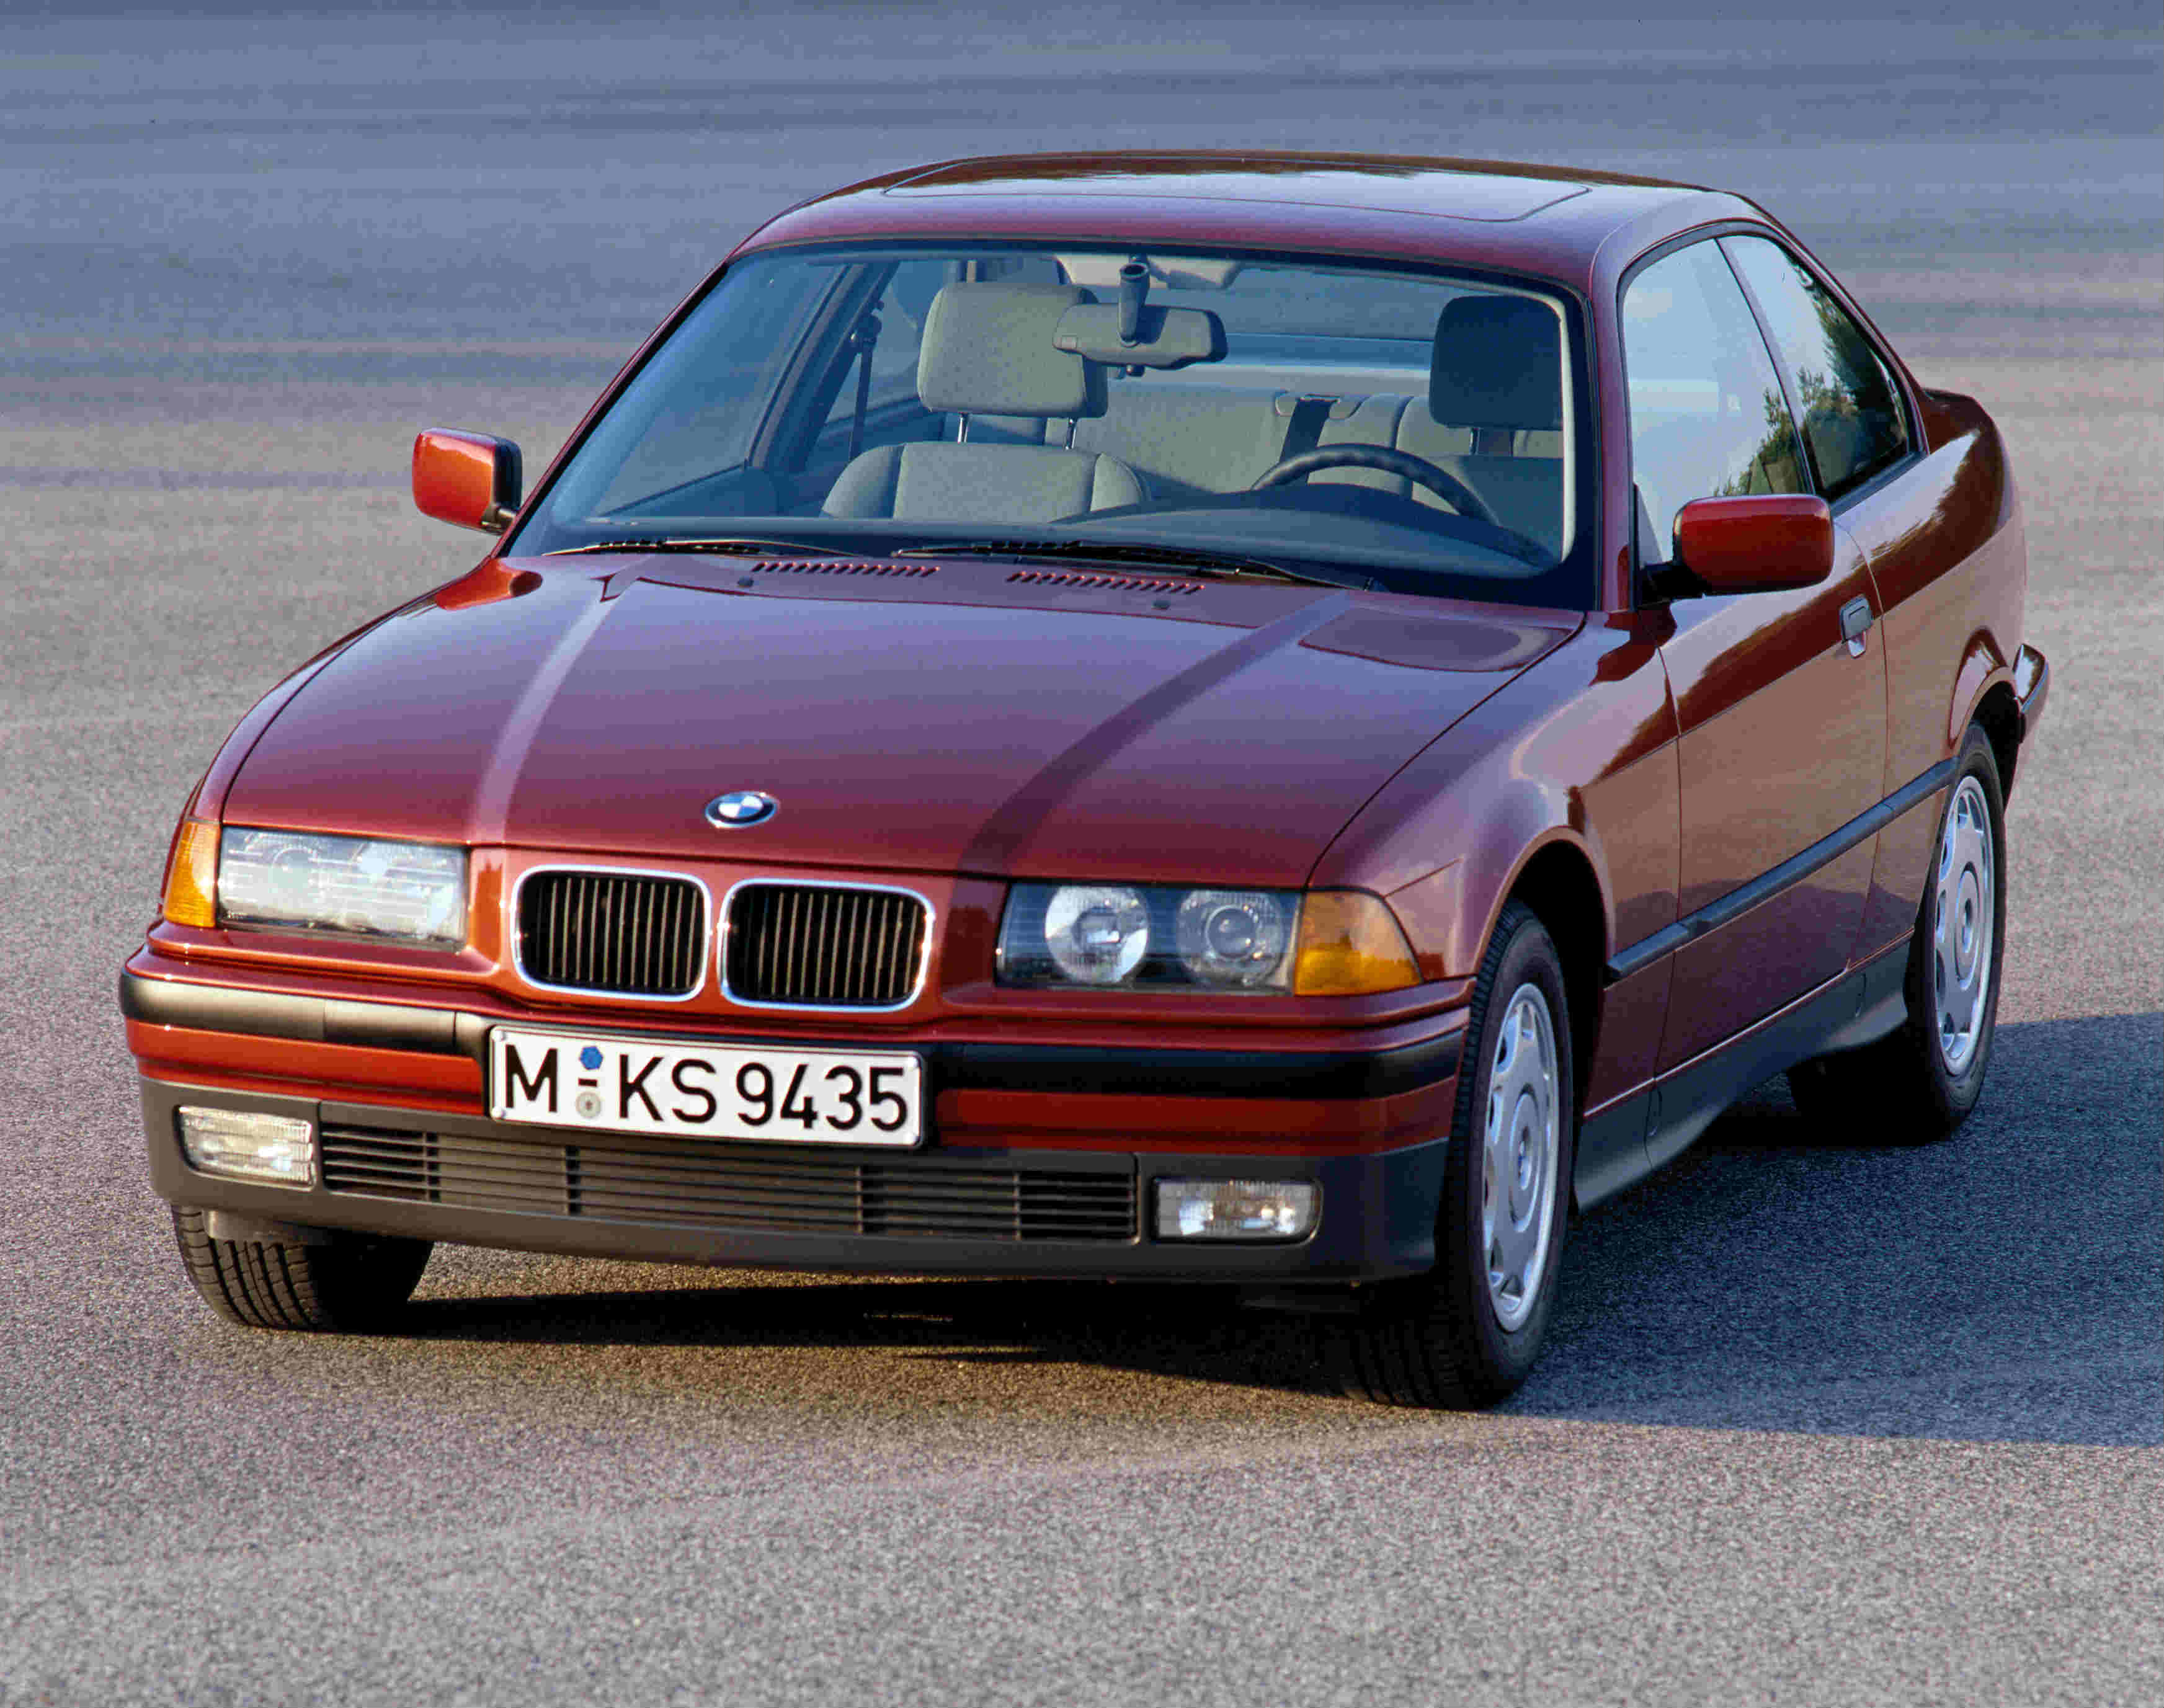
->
(519, 870), (706, 997)
(321, 1126), (1137, 1242)
(724, 883), (927, 1007)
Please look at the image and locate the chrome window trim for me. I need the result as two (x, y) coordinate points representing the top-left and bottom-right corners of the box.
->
(716, 876), (935, 1013)
(509, 863), (715, 1005)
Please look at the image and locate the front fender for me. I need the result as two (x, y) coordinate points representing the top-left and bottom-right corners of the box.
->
(1385, 793), (1605, 984)
(1312, 618), (1680, 985)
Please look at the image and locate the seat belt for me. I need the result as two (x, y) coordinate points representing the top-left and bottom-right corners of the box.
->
(845, 311), (883, 463)
(1279, 394), (1335, 471)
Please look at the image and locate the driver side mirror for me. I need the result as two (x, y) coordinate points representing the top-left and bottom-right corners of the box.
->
(412, 429), (522, 534)
(1670, 494), (1834, 595)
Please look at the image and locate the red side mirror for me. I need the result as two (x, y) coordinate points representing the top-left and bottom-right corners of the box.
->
(1672, 494), (1833, 595)
(412, 429), (523, 534)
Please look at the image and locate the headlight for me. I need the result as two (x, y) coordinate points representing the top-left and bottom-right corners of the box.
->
(1040, 884), (1152, 984)
(216, 829), (468, 948)
(998, 883), (1419, 996)
(1175, 889), (1296, 989)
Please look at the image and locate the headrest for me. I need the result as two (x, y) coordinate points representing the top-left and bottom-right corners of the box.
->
(917, 282), (1105, 419)
(1429, 295), (1563, 432)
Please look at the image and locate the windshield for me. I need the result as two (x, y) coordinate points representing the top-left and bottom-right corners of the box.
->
(510, 242), (1596, 607)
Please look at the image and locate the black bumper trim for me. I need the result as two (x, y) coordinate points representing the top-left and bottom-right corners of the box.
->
(121, 969), (461, 1053)
(936, 1032), (1461, 1100)
(141, 1079), (1449, 1284)
(122, 971), (1463, 1103)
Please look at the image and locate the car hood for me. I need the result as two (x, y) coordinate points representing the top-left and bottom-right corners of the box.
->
(222, 556), (1578, 887)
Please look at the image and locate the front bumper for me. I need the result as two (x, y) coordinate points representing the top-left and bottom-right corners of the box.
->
(128, 972), (1463, 1285)
(143, 1078), (1451, 1284)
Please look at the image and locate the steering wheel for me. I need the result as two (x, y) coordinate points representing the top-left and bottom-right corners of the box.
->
(1252, 443), (1500, 525)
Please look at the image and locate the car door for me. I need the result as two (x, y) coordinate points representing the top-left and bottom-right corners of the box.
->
(1721, 234), (1970, 965)
(1623, 236), (1888, 1074)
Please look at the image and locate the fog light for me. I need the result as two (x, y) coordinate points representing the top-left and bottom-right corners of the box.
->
(1154, 1178), (1319, 1242)
(178, 1107), (315, 1188)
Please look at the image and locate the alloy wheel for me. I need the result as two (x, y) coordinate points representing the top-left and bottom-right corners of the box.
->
(1481, 982), (1559, 1331)
(1932, 775), (1996, 1075)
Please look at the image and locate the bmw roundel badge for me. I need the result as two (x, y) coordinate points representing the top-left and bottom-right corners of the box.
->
(704, 790), (777, 829)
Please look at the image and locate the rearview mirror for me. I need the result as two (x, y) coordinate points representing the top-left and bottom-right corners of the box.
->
(412, 429), (523, 534)
(1671, 494), (1833, 595)
(1053, 303), (1226, 370)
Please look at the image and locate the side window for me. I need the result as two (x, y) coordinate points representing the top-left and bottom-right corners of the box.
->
(1622, 241), (1807, 559)
(1723, 236), (1910, 500)
(551, 261), (832, 518)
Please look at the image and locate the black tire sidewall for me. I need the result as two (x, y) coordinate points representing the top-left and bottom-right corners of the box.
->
(1908, 726), (2008, 1120)
(1435, 905), (1577, 1391)
(171, 1208), (430, 1332)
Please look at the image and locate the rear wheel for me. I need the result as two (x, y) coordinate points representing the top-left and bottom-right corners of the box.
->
(1788, 723), (2006, 1142)
(171, 1208), (432, 1332)
(1333, 900), (1575, 1408)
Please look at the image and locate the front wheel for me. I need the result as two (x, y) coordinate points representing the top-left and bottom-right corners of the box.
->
(1333, 900), (1575, 1408)
(1788, 723), (2007, 1142)
(171, 1208), (432, 1332)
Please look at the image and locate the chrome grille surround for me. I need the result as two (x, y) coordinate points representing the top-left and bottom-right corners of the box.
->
(513, 865), (713, 1002)
(720, 879), (933, 1012)
(320, 1124), (1138, 1243)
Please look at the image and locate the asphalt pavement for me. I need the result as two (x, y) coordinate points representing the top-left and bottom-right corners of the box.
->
(2, 5), (2158, 1704)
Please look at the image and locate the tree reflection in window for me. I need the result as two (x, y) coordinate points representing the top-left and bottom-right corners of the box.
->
(1724, 236), (1909, 499)
(1623, 241), (1806, 559)
(1708, 385), (1809, 499)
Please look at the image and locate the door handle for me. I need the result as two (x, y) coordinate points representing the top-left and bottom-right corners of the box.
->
(1840, 595), (1874, 658)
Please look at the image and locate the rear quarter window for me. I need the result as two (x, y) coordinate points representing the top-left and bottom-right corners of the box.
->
(1723, 235), (1912, 501)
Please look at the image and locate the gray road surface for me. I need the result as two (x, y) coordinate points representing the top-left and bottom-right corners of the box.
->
(2, 6), (2158, 1704)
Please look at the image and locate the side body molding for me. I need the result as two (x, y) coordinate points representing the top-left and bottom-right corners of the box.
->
(1605, 757), (1957, 982)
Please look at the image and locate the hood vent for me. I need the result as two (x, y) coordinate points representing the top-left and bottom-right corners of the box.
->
(1006, 570), (1200, 595)
(748, 560), (938, 577)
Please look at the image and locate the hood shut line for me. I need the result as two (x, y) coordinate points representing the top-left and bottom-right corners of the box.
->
(958, 590), (1351, 874)
(464, 585), (620, 847)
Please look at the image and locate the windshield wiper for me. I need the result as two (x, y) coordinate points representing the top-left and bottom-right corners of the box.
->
(891, 537), (1357, 590)
(549, 532), (1359, 590)
(541, 537), (853, 559)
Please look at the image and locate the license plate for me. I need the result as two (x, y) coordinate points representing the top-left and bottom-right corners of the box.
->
(489, 1026), (924, 1148)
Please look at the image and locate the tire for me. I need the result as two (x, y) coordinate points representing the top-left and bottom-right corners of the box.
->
(1787, 722), (2007, 1144)
(171, 1208), (432, 1332)
(1332, 900), (1576, 1408)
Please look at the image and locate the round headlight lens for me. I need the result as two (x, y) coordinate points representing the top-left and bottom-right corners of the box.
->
(1043, 885), (1150, 984)
(1176, 889), (1293, 988)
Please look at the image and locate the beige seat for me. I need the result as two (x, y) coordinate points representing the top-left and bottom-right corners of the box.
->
(823, 282), (1148, 523)
(1069, 382), (1410, 499)
(1394, 295), (1565, 558)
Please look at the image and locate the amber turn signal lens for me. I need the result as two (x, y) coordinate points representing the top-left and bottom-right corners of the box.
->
(161, 819), (218, 928)
(1292, 891), (1420, 996)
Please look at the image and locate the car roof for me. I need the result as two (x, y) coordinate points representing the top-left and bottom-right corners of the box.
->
(731, 151), (1757, 287)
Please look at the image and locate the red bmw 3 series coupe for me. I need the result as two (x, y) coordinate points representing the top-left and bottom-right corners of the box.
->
(123, 153), (2047, 1405)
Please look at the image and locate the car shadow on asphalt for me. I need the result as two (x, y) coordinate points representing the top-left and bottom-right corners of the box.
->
(1509, 1012), (2162, 1446)
(401, 1265), (1327, 1406)
(398, 1015), (2161, 1446)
